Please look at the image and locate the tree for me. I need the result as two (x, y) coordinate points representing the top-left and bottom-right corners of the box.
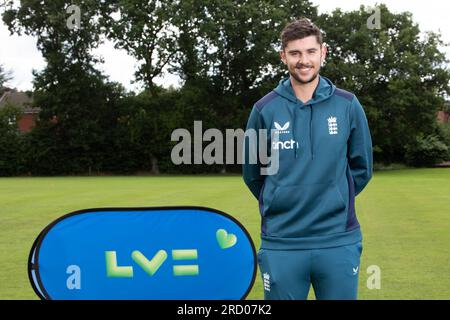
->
(100, 0), (180, 96)
(0, 64), (12, 94)
(317, 4), (450, 163)
(173, 0), (318, 128)
(0, 104), (25, 176)
(3, 0), (127, 174)
(162, 0), (318, 172)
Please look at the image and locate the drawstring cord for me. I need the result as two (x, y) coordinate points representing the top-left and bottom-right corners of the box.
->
(310, 104), (314, 160)
(294, 104), (298, 158)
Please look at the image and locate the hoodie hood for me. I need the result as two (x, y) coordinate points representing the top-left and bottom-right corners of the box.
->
(273, 75), (336, 159)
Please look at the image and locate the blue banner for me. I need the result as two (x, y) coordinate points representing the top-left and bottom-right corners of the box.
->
(29, 206), (256, 300)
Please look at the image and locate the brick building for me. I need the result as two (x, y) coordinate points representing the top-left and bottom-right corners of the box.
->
(0, 88), (40, 132)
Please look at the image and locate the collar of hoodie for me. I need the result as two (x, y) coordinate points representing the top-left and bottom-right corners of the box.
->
(273, 75), (336, 159)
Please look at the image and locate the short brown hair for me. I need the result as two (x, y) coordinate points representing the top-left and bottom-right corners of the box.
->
(280, 18), (323, 50)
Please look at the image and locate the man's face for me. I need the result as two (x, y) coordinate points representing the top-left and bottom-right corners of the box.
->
(280, 35), (326, 84)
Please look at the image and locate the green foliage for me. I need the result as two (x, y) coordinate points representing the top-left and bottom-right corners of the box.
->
(3, 0), (134, 175)
(2, 1), (450, 174)
(173, 0), (317, 128)
(405, 134), (449, 167)
(100, 0), (179, 95)
(318, 4), (450, 163)
(437, 121), (450, 148)
(442, 101), (450, 114)
(0, 64), (12, 89)
(0, 104), (26, 176)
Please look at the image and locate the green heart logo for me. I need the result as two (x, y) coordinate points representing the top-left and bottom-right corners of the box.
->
(216, 229), (237, 249)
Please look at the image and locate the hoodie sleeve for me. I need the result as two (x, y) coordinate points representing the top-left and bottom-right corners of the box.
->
(242, 106), (266, 200)
(347, 96), (373, 196)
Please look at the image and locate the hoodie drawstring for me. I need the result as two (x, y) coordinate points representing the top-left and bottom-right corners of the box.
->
(294, 104), (298, 158)
(309, 104), (314, 160)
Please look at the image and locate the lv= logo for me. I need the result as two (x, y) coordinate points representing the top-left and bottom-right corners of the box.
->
(104, 228), (237, 278)
(105, 249), (199, 277)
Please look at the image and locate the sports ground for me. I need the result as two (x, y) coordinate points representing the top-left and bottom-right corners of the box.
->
(1, 168), (449, 299)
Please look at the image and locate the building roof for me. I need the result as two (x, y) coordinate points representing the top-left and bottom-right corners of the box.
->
(0, 89), (40, 114)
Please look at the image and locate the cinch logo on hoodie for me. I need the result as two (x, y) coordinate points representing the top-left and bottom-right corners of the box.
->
(272, 139), (299, 150)
(272, 121), (299, 150)
(243, 75), (373, 250)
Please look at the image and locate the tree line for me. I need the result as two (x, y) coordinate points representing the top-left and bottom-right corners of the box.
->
(0, 1), (449, 176)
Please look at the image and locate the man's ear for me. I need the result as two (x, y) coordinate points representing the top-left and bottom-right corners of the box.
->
(321, 43), (328, 63)
(280, 50), (286, 65)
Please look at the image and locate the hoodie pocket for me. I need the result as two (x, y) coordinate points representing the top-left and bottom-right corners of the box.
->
(264, 182), (347, 237)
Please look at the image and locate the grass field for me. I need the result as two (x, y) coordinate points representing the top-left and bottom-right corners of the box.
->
(1, 168), (449, 300)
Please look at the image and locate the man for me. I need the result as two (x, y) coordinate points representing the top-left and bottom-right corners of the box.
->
(243, 18), (373, 300)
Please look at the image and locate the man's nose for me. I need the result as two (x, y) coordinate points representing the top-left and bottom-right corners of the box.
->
(297, 57), (306, 65)
(296, 55), (307, 65)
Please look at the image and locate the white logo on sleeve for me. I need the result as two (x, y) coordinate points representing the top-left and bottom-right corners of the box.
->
(274, 122), (290, 134)
(353, 266), (359, 275)
(328, 116), (338, 135)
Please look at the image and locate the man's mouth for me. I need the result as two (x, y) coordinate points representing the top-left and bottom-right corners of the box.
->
(296, 65), (313, 73)
(295, 66), (312, 70)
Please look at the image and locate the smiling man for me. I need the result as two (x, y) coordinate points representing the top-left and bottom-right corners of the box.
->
(243, 18), (373, 300)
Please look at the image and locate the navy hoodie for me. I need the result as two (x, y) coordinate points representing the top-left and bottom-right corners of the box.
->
(243, 75), (373, 250)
